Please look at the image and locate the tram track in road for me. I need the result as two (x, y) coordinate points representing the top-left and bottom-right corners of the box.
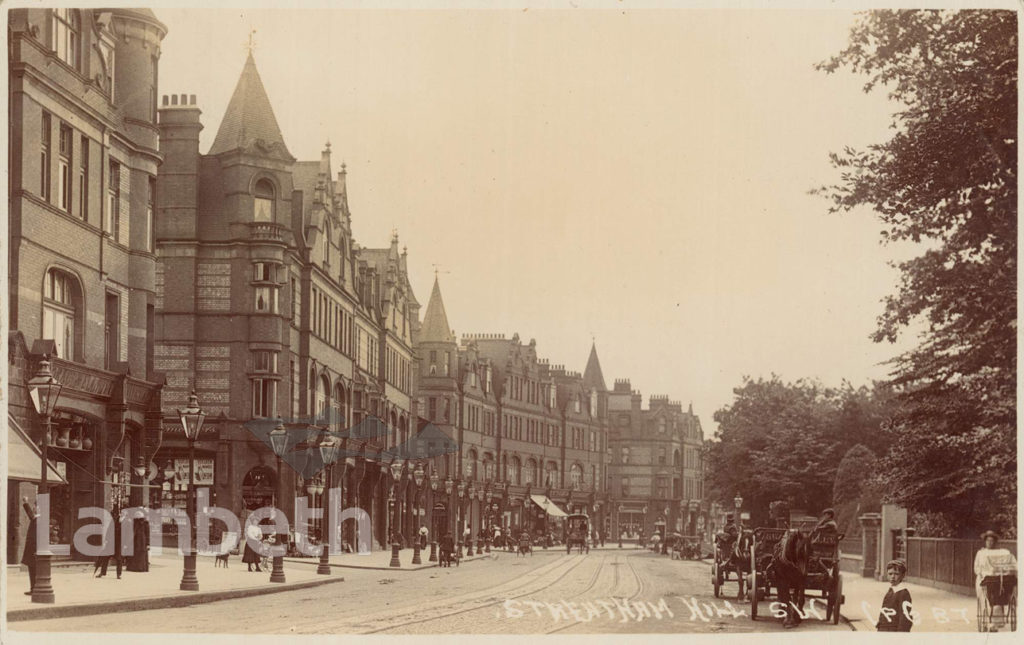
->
(299, 552), (591, 634)
(543, 551), (646, 635)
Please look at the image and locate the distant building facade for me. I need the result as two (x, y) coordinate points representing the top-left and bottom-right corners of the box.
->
(606, 380), (707, 542)
(415, 279), (611, 543)
(8, 8), (168, 563)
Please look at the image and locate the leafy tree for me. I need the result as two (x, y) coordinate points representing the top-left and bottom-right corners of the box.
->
(815, 10), (1016, 537)
(706, 376), (893, 527)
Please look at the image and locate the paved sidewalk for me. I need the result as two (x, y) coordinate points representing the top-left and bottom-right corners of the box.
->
(840, 574), (987, 633)
(7, 544), (494, 623)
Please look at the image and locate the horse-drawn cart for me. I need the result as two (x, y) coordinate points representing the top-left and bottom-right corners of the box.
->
(565, 513), (590, 554)
(748, 527), (787, 619)
(748, 527), (844, 626)
(712, 530), (750, 599)
(806, 532), (845, 624)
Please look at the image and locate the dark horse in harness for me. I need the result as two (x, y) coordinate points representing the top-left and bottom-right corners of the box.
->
(770, 529), (811, 628)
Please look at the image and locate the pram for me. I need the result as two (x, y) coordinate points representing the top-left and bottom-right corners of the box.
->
(976, 550), (1017, 632)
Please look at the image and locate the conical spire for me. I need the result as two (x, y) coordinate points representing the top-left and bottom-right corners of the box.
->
(208, 52), (292, 158)
(583, 342), (607, 391)
(421, 276), (454, 344)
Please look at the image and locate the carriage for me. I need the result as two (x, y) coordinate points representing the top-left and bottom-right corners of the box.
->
(976, 551), (1017, 632)
(748, 527), (844, 624)
(804, 532), (845, 624)
(565, 514), (590, 554)
(712, 529), (750, 599)
(747, 526), (786, 616)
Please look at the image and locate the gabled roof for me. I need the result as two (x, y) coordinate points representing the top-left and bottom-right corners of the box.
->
(583, 342), (607, 391)
(420, 277), (454, 344)
(208, 52), (293, 159)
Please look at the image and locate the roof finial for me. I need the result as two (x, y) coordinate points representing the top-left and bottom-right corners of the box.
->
(246, 27), (257, 56)
(341, 161), (347, 174)
(325, 140), (331, 151)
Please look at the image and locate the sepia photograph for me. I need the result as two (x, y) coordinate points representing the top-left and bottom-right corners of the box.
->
(2, 0), (1018, 642)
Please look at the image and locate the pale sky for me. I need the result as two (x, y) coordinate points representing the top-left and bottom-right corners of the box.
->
(152, 4), (933, 432)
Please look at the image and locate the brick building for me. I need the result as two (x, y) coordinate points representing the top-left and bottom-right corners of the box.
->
(153, 52), (419, 549)
(7, 8), (168, 564)
(606, 380), (707, 543)
(415, 279), (611, 547)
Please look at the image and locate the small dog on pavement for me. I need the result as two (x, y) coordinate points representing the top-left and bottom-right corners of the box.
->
(215, 552), (230, 568)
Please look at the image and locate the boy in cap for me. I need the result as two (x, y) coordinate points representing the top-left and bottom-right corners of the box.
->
(876, 559), (913, 632)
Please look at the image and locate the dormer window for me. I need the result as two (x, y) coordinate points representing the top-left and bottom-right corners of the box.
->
(574, 396), (581, 414)
(254, 179), (274, 222)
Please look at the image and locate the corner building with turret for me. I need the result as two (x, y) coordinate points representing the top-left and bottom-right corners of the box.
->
(153, 52), (419, 550)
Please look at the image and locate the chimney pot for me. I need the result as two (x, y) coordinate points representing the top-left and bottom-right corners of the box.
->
(171, 94), (178, 105)
(162, 95), (169, 106)
(190, 94), (197, 105)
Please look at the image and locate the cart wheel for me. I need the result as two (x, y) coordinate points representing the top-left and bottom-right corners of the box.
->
(977, 594), (987, 633)
(831, 571), (843, 625)
(750, 544), (758, 621)
(1010, 588), (1017, 630)
(738, 570), (746, 601)
(714, 563), (722, 598)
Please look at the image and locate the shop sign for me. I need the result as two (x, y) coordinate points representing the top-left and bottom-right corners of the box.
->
(174, 458), (214, 486)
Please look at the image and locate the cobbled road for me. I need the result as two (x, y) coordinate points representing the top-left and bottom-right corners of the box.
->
(11, 550), (853, 634)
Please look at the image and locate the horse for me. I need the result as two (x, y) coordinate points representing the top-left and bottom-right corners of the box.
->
(769, 529), (811, 628)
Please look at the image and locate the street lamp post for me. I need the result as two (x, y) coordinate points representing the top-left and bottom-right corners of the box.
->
(481, 488), (490, 553)
(317, 433), (340, 575)
(412, 463), (424, 565)
(457, 481), (466, 555)
(467, 484), (477, 556)
(641, 505), (648, 549)
(177, 390), (206, 592)
(27, 356), (63, 604)
(268, 424), (289, 583)
(617, 505), (624, 548)
(389, 461), (403, 568)
(428, 471), (440, 562)
(734, 493), (743, 530)
(445, 476), (455, 547)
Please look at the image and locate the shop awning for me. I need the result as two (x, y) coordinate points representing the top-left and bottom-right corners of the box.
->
(8, 416), (67, 484)
(530, 494), (568, 518)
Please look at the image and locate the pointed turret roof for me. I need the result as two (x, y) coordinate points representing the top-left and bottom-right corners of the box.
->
(420, 277), (454, 344)
(208, 52), (292, 159)
(583, 342), (607, 391)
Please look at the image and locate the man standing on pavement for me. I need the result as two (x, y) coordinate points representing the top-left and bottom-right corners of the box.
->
(21, 497), (39, 595)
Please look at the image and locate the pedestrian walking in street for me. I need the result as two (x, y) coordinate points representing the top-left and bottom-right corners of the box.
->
(419, 526), (429, 550)
(439, 532), (455, 567)
(243, 523), (263, 572)
(876, 559), (913, 632)
(95, 507), (125, 578)
(21, 498), (39, 595)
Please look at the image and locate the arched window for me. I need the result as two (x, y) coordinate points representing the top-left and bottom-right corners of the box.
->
(466, 449), (477, 481)
(254, 178), (275, 222)
(333, 382), (345, 434)
(674, 449), (681, 467)
(524, 459), (536, 486)
(308, 367), (318, 416)
(43, 268), (79, 360)
(482, 453), (495, 481)
(510, 456), (521, 486)
(317, 375), (330, 424)
(570, 463), (583, 490)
